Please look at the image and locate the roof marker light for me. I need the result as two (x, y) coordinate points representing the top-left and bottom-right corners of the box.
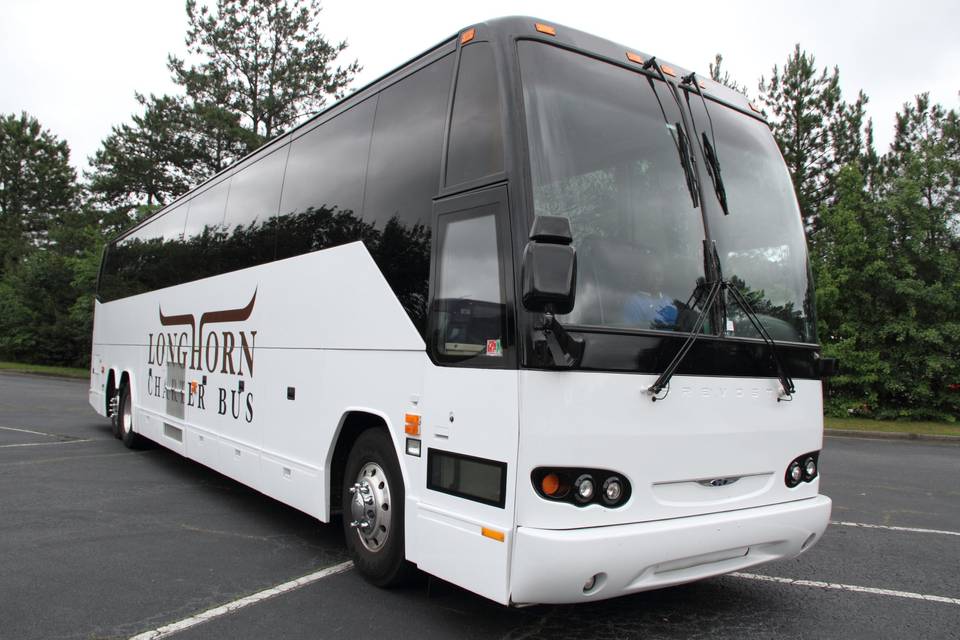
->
(626, 51), (644, 65)
(460, 28), (475, 45)
(535, 23), (556, 36)
(660, 64), (677, 77)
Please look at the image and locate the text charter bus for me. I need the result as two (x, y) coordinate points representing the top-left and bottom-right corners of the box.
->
(90, 17), (835, 605)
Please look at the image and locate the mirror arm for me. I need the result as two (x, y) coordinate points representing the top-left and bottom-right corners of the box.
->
(533, 310), (584, 369)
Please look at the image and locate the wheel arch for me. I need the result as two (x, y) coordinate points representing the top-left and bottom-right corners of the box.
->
(327, 409), (397, 519)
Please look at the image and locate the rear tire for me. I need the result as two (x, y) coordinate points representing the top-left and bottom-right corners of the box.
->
(118, 384), (146, 449)
(341, 429), (412, 587)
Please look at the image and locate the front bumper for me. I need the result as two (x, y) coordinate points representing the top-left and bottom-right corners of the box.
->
(510, 495), (831, 604)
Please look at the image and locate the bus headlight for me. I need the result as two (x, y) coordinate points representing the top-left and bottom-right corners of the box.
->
(785, 451), (820, 487)
(574, 474), (595, 502)
(532, 468), (630, 508)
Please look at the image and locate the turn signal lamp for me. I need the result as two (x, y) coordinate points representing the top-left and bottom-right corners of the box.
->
(481, 527), (505, 542)
(541, 472), (561, 496)
(534, 23), (556, 36)
(404, 413), (421, 436)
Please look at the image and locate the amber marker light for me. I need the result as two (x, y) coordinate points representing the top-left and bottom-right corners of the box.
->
(481, 527), (505, 542)
(541, 472), (562, 496)
(661, 64), (677, 77)
(534, 22), (556, 36)
(404, 413), (421, 436)
(626, 51), (644, 65)
(460, 28), (475, 45)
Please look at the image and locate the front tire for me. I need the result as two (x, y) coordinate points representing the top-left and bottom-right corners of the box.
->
(341, 429), (412, 587)
(118, 384), (146, 449)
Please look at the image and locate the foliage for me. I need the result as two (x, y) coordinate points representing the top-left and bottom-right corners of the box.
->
(758, 45), (869, 231)
(708, 54), (748, 96)
(169, 0), (359, 139)
(0, 112), (78, 274)
(813, 97), (960, 421)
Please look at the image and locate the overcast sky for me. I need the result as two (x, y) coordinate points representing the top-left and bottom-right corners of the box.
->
(2, 0), (957, 175)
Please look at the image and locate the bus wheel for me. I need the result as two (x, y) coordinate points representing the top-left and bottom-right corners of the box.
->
(342, 429), (411, 587)
(118, 384), (146, 449)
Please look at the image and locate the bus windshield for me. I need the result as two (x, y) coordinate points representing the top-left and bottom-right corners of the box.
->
(687, 96), (817, 343)
(519, 41), (816, 343)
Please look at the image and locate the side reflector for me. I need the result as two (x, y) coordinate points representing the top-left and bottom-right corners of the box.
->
(405, 437), (421, 457)
(661, 64), (677, 77)
(481, 527), (505, 542)
(534, 23), (556, 36)
(404, 413), (421, 436)
(460, 28), (475, 45)
(626, 51), (644, 65)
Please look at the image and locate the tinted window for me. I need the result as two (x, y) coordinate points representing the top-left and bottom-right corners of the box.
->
(432, 208), (506, 363)
(223, 145), (287, 270)
(182, 180), (230, 281)
(276, 99), (376, 260)
(364, 55), (453, 229)
(446, 43), (503, 185)
(519, 42), (706, 333)
(364, 54), (454, 335)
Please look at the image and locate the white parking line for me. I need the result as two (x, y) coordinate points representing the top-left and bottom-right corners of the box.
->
(831, 520), (960, 537)
(0, 425), (63, 438)
(128, 561), (354, 640)
(0, 439), (93, 448)
(731, 572), (960, 606)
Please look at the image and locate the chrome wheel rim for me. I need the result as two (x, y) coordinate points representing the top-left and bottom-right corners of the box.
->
(349, 462), (392, 552)
(121, 392), (132, 436)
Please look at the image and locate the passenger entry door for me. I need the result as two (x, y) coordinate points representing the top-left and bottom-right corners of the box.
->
(411, 185), (519, 604)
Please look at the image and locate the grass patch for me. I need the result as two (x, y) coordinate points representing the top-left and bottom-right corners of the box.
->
(0, 361), (89, 379)
(825, 416), (960, 437)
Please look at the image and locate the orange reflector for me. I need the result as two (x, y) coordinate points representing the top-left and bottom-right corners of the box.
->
(626, 51), (644, 65)
(661, 64), (677, 77)
(460, 28), (475, 45)
(534, 23), (556, 36)
(190, 381), (198, 394)
(404, 413), (421, 436)
(481, 527), (505, 542)
(541, 473), (561, 496)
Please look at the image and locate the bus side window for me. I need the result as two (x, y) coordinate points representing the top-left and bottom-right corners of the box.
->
(433, 209), (506, 363)
(222, 145), (288, 270)
(446, 42), (503, 186)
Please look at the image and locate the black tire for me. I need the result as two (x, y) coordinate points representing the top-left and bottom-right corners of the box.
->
(341, 429), (413, 587)
(110, 394), (122, 439)
(118, 384), (147, 449)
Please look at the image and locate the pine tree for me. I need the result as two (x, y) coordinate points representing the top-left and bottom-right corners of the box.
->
(758, 45), (869, 232)
(168, 0), (360, 140)
(0, 112), (78, 274)
(708, 54), (748, 96)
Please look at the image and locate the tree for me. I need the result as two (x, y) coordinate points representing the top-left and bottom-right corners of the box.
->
(758, 45), (869, 232)
(169, 0), (360, 140)
(813, 96), (960, 421)
(86, 94), (198, 221)
(708, 54), (748, 96)
(0, 112), (78, 274)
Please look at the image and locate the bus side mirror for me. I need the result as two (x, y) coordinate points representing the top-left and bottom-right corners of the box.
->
(521, 216), (576, 314)
(817, 356), (839, 378)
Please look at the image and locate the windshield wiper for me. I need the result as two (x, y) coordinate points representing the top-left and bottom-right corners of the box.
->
(681, 73), (730, 216)
(643, 57), (700, 208)
(647, 243), (795, 402)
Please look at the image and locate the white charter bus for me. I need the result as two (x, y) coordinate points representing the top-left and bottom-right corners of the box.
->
(89, 17), (833, 605)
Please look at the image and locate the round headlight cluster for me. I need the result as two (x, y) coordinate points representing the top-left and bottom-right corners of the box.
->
(785, 451), (820, 488)
(532, 468), (630, 508)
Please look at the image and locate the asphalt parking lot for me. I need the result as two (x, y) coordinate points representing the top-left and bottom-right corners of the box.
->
(1, 371), (958, 640)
